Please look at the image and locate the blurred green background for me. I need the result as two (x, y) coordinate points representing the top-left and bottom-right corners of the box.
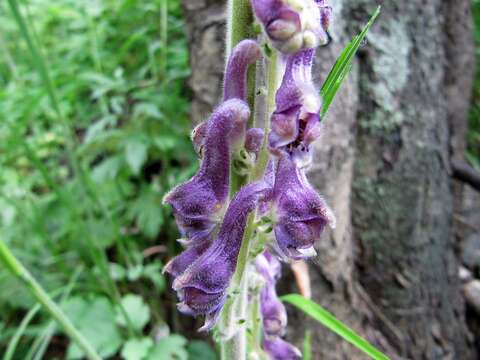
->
(0, 0), (478, 359)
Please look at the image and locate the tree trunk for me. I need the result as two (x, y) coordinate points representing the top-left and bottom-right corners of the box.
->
(181, 0), (476, 359)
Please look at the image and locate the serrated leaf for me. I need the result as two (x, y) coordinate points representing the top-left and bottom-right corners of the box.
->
(282, 294), (389, 360)
(321, 6), (381, 117)
(116, 294), (150, 331)
(146, 335), (188, 360)
(126, 138), (148, 175)
(121, 338), (154, 360)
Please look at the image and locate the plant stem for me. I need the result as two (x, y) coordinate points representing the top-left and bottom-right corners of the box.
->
(0, 240), (102, 360)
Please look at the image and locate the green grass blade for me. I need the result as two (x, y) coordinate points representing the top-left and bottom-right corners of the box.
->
(321, 6), (381, 117)
(282, 294), (390, 360)
(4, 304), (41, 360)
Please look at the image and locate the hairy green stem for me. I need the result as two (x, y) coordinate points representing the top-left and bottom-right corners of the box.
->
(0, 240), (101, 360)
(221, 49), (281, 360)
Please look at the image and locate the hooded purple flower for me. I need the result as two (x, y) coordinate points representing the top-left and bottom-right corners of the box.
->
(269, 48), (323, 168)
(163, 99), (250, 242)
(256, 252), (287, 337)
(270, 154), (335, 260)
(252, 0), (331, 53)
(264, 338), (302, 360)
(172, 181), (270, 330)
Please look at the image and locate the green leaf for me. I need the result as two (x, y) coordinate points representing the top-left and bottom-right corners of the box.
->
(121, 338), (154, 360)
(187, 340), (217, 360)
(282, 294), (390, 360)
(116, 294), (151, 331)
(128, 185), (164, 238)
(62, 296), (122, 359)
(321, 6), (381, 117)
(126, 138), (148, 175)
(146, 335), (188, 360)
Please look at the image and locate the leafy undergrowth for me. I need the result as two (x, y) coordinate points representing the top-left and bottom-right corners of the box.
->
(0, 0), (212, 358)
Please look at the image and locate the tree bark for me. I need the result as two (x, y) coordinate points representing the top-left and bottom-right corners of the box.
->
(181, 0), (476, 358)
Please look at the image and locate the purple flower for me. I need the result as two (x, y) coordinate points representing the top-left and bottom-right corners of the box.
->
(270, 154), (335, 260)
(163, 99), (250, 244)
(251, 0), (331, 53)
(264, 337), (302, 360)
(172, 181), (270, 330)
(269, 49), (323, 168)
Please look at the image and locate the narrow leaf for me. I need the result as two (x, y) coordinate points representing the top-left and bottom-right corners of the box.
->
(282, 294), (390, 360)
(321, 6), (381, 117)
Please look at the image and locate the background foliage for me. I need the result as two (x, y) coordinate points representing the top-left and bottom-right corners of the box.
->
(0, 0), (213, 358)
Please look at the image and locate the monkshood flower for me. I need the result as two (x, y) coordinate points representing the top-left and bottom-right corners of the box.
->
(172, 181), (270, 331)
(264, 338), (302, 360)
(269, 48), (323, 168)
(270, 154), (335, 260)
(251, 0), (331, 53)
(163, 99), (250, 242)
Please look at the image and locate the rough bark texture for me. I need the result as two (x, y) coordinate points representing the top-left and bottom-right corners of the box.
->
(180, 0), (476, 358)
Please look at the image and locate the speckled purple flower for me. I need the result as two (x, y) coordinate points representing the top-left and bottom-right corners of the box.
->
(269, 48), (323, 168)
(172, 181), (270, 330)
(270, 154), (335, 260)
(252, 0), (331, 53)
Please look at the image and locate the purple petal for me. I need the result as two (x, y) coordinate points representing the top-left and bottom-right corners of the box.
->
(163, 99), (250, 239)
(264, 338), (302, 360)
(224, 39), (262, 101)
(271, 155), (335, 259)
(172, 181), (271, 327)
